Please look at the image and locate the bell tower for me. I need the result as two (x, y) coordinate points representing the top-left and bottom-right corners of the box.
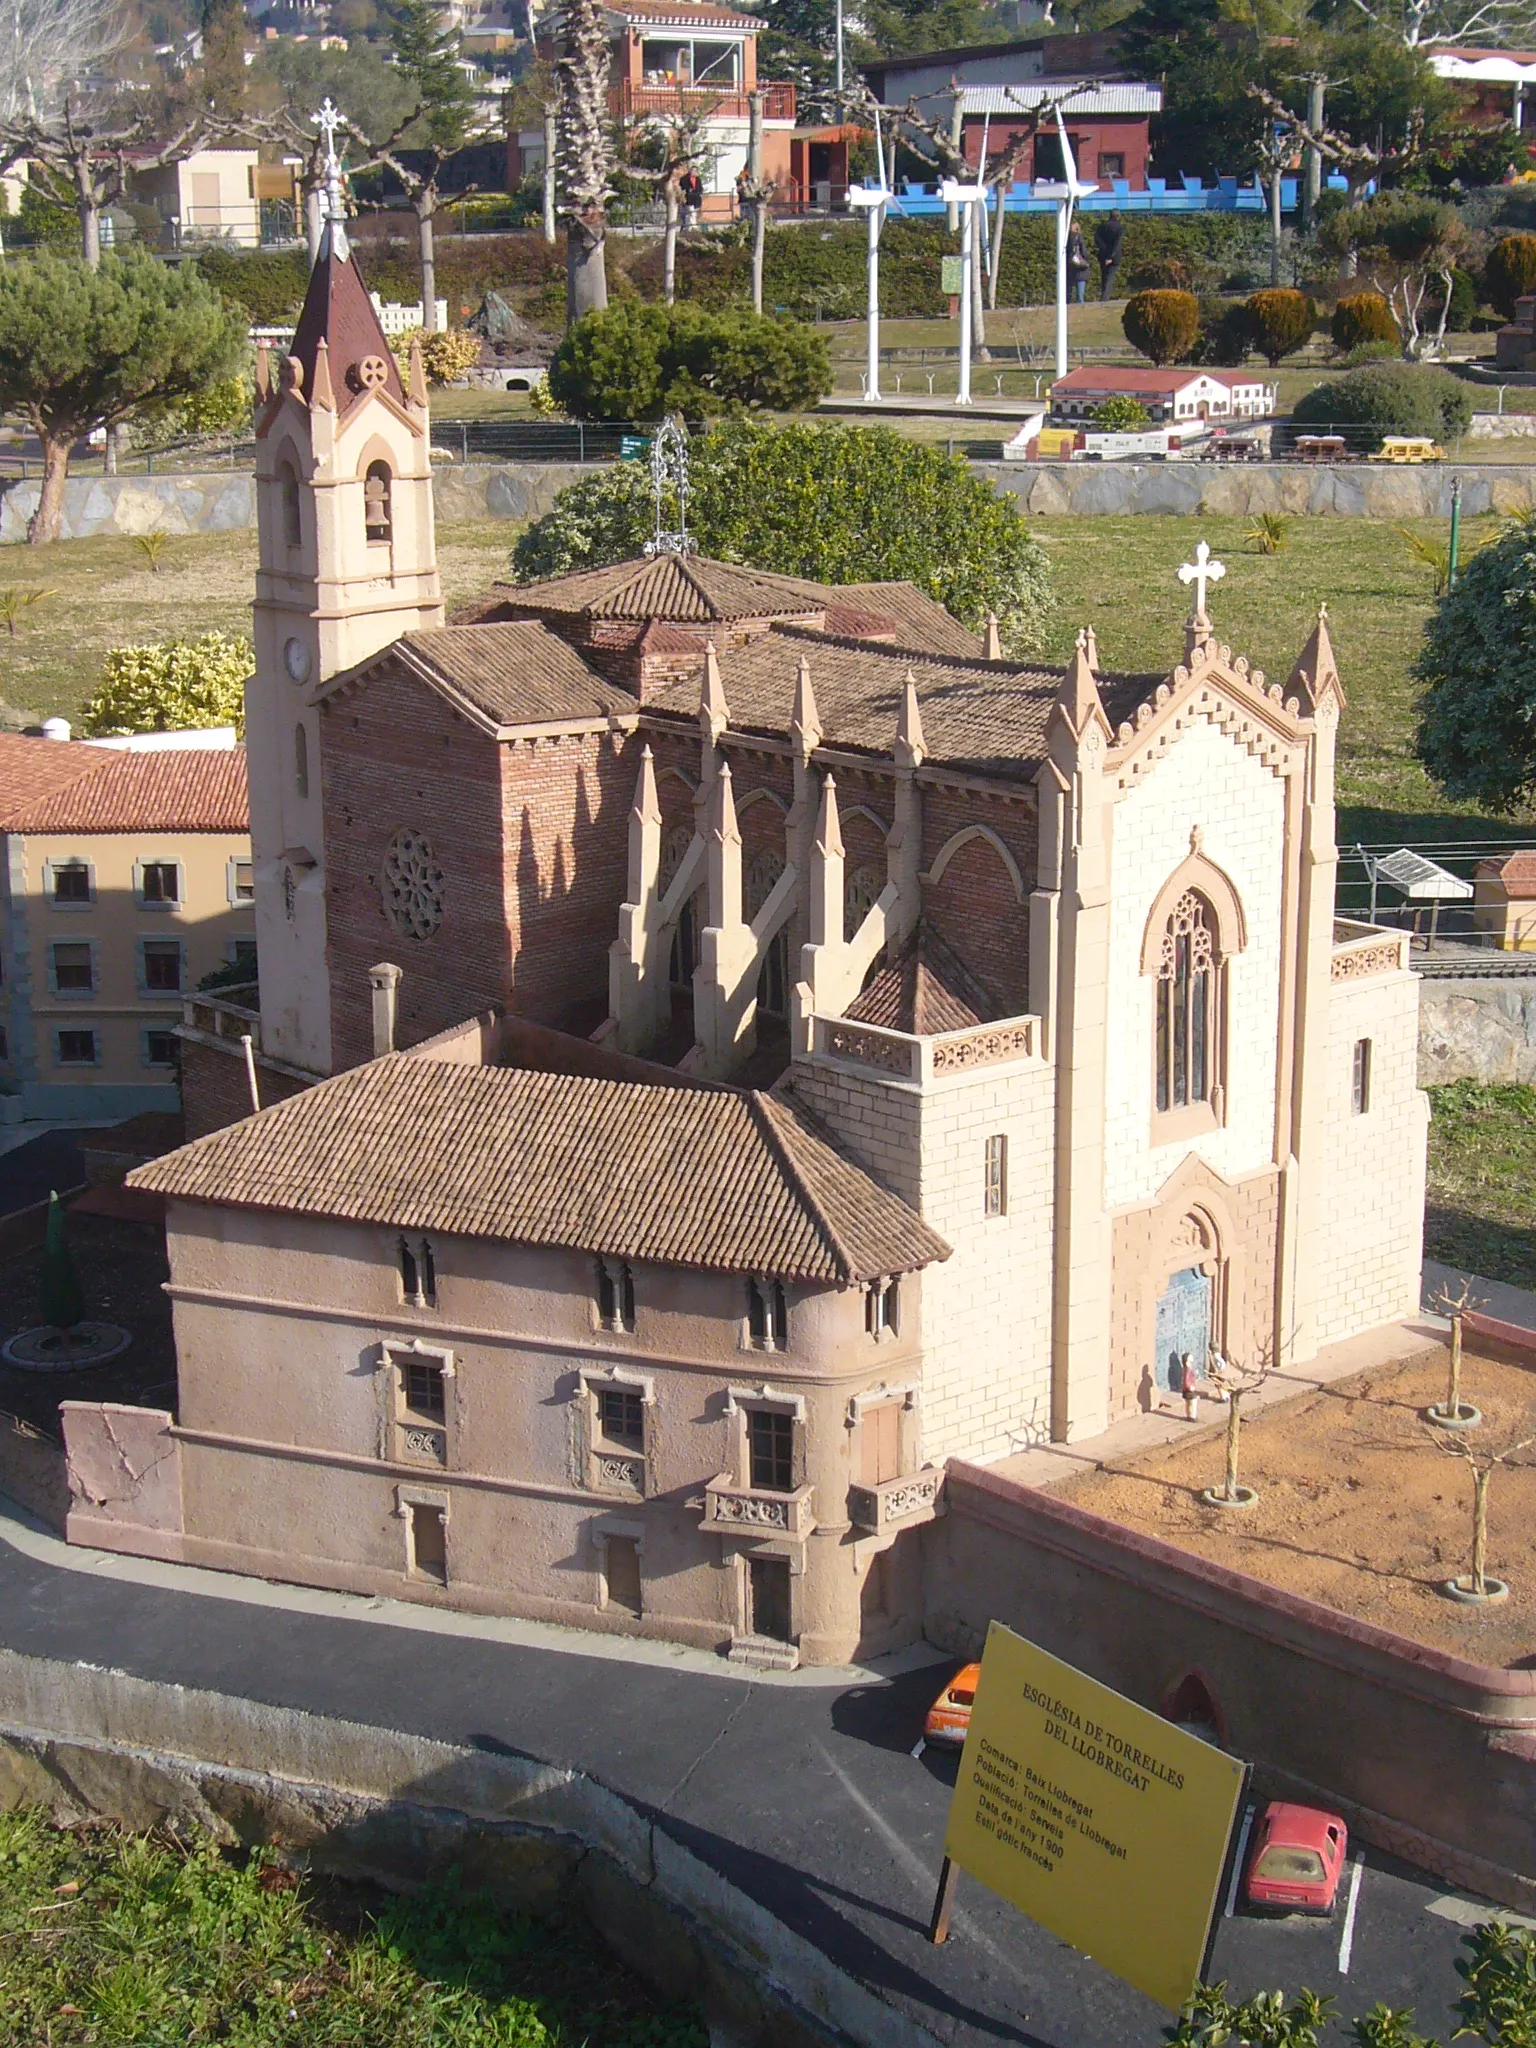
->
(248, 100), (444, 1076)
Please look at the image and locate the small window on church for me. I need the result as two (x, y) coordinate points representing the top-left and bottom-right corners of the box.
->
(278, 459), (301, 548)
(364, 460), (392, 543)
(1156, 891), (1219, 1115)
(597, 1258), (635, 1332)
(983, 1134), (1007, 1218)
(1352, 1037), (1372, 1115)
(746, 1278), (788, 1351)
(400, 1235), (437, 1307)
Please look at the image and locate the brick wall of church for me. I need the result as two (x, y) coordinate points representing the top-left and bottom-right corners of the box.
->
(321, 668), (514, 1070)
(920, 787), (1037, 1017)
(179, 1038), (315, 1140)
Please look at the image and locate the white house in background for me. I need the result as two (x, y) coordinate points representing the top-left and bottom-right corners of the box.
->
(1049, 366), (1278, 426)
(128, 147), (262, 248)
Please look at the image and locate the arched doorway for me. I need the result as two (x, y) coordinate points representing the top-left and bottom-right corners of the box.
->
(1154, 1263), (1211, 1396)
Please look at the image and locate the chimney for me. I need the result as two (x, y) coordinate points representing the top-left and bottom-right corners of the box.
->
(369, 962), (402, 1056)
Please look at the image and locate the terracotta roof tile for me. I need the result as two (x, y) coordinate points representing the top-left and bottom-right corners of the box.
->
(129, 1057), (949, 1284)
(503, 554), (839, 623)
(289, 237), (405, 420)
(846, 926), (1002, 1033)
(0, 734), (109, 824)
(1481, 848), (1536, 898)
(0, 745), (248, 833)
(832, 583), (984, 657)
(383, 621), (637, 727)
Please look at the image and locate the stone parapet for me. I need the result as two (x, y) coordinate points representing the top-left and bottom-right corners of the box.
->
(811, 1010), (1040, 1089)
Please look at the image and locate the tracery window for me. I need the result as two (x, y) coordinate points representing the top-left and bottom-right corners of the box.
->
(747, 850), (787, 1018)
(1155, 891), (1218, 1115)
(844, 864), (881, 943)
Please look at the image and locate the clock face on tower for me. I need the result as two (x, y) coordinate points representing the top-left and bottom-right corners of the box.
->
(283, 637), (312, 685)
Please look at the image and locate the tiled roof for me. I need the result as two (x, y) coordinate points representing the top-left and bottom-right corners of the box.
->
(833, 583), (983, 657)
(652, 625), (1066, 775)
(129, 1056), (949, 1284)
(0, 734), (107, 824)
(609, 2), (764, 24)
(846, 926), (1002, 1033)
(380, 621), (637, 727)
(1480, 849), (1536, 898)
(506, 554), (833, 623)
(0, 743), (248, 833)
(1052, 366), (1270, 394)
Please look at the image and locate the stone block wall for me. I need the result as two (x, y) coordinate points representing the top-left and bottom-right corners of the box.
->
(1315, 967), (1428, 1349)
(1419, 977), (1536, 1086)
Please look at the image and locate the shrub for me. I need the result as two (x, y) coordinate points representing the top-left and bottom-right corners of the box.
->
(1416, 513), (1536, 810)
(1342, 340), (1402, 368)
(135, 374), (252, 448)
(1446, 266), (1478, 332)
(1292, 363), (1473, 443)
(1094, 394), (1151, 431)
(548, 301), (832, 421)
(388, 326), (481, 385)
(1122, 289), (1200, 366)
(1332, 292), (1397, 353)
(1125, 255), (1193, 293)
(1243, 288), (1316, 365)
(1484, 231), (1536, 318)
(1188, 297), (1253, 367)
(40, 1190), (82, 1331)
(193, 245), (310, 323)
(513, 419), (1054, 653)
(80, 631), (253, 738)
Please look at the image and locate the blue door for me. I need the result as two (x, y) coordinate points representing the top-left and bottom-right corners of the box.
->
(1155, 1265), (1211, 1394)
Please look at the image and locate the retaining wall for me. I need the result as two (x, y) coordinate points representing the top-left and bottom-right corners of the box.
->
(7, 458), (1535, 543)
(925, 1461), (1536, 1909)
(1419, 976), (1536, 1086)
(0, 1412), (66, 1531)
(0, 1646), (932, 2048)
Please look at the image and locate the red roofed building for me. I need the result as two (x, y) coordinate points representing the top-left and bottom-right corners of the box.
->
(0, 734), (252, 1119)
(1049, 366), (1278, 425)
(1474, 848), (1536, 951)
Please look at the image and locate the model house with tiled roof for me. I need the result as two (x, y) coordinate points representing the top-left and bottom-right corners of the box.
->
(0, 733), (252, 1118)
(1049, 366), (1278, 425)
(90, 178), (1426, 1668)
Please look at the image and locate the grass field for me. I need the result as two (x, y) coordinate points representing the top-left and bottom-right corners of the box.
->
(0, 1806), (705, 2046)
(0, 509), (1527, 857)
(1426, 1081), (1536, 1290)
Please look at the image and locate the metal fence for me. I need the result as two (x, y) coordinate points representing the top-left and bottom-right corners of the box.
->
(1338, 839), (1536, 974)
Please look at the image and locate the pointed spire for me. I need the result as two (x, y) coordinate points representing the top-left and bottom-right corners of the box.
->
(1084, 626), (1098, 670)
(255, 340), (271, 406)
(1058, 628), (1106, 741)
(699, 639), (729, 742)
(311, 336), (335, 412)
(815, 770), (844, 860)
(710, 757), (741, 846)
(1286, 601), (1346, 712)
(894, 668), (927, 769)
(983, 611), (1003, 660)
(791, 653), (822, 761)
(407, 333), (429, 410)
(632, 743), (661, 826)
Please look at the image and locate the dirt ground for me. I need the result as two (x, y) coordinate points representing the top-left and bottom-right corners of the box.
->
(1053, 1347), (1536, 1669)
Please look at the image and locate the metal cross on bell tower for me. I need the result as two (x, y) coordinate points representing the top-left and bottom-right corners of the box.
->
(644, 413), (695, 558)
(313, 97), (350, 260)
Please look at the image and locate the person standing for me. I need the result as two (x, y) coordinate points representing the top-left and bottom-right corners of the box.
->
(1180, 1352), (1201, 1422)
(1094, 208), (1124, 300)
(1066, 224), (1090, 305)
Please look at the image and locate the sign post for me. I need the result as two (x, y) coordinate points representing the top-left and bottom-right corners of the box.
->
(932, 1623), (1249, 2011)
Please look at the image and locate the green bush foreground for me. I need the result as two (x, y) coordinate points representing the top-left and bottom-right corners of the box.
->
(0, 1805), (706, 2045)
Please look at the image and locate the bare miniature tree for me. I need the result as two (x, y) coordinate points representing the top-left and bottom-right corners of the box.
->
(1426, 1278), (1483, 1428)
(620, 102), (715, 305)
(555, 0), (613, 325)
(1433, 1425), (1536, 1602)
(1200, 1341), (1279, 1509)
(0, 95), (210, 268)
(743, 88), (773, 315)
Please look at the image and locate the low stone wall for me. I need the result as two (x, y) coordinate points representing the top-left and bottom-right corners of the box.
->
(981, 461), (1536, 520)
(926, 1461), (1536, 1909)
(1419, 977), (1536, 1086)
(0, 1412), (67, 1532)
(0, 1646), (932, 2048)
(8, 456), (1534, 542)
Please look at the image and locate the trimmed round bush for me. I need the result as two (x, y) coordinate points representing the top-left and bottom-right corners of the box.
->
(1122, 289), (1200, 366)
(1446, 266), (1478, 333)
(1292, 362), (1473, 444)
(1484, 233), (1536, 319)
(1331, 292), (1397, 353)
(1243, 289), (1315, 366)
(1188, 298), (1254, 368)
(547, 300), (832, 421)
(1125, 256), (1193, 293)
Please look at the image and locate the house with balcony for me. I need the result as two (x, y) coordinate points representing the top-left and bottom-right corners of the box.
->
(515, 0), (810, 216)
(127, 147), (266, 248)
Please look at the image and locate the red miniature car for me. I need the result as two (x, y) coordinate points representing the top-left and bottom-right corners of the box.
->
(1243, 1801), (1348, 1915)
(923, 1662), (981, 1747)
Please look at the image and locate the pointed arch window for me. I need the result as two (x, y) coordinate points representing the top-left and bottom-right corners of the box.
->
(1155, 891), (1219, 1115)
(364, 461), (393, 543)
(278, 459), (302, 549)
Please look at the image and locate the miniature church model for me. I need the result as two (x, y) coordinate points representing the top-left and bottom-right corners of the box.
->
(110, 167), (1428, 1667)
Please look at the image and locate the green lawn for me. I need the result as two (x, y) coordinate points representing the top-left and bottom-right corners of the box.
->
(0, 1806), (705, 2046)
(1426, 1081), (1536, 1290)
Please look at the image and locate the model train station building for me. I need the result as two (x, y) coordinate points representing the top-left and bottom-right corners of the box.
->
(100, 212), (1427, 1667)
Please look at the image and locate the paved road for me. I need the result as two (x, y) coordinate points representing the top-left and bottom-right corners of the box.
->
(0, 1510), (1503, 2047)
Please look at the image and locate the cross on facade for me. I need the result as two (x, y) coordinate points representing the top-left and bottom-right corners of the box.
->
(1177, 540), (1225, 624)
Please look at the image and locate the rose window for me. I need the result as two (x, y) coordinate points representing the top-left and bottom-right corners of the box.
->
(381, 829), (445, 940)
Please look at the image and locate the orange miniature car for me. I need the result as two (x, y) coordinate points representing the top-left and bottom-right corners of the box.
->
(924, 1662), (981, 1747)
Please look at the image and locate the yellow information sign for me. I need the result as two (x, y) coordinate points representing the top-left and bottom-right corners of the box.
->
(941, 1623), (1247, 2011)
